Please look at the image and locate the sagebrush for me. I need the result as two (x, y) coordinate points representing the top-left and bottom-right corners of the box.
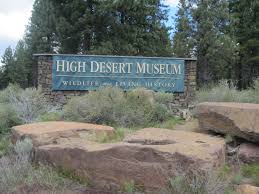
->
(63, 87), (174, 127)
(0, 84), (58, 134)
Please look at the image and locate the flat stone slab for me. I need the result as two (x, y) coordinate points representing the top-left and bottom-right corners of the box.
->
(35, 128), (226, 192)
(197, 102), (259, 142)
(124, 128), (226, 167)
(12, 121), (114, 146)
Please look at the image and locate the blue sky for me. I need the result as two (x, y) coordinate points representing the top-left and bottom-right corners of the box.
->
(0, 0), (178, 62)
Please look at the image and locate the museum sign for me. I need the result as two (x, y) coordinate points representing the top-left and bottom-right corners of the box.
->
(52, 55), (185, 92)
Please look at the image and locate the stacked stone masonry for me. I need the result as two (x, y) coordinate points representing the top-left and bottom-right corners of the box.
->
(36, 55), (197, 107)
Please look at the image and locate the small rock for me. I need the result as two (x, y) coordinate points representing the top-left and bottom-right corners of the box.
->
(239, 143), (259, 163)
(235, 184), (259, 194)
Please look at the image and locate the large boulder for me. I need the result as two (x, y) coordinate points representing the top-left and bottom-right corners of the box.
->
(197, 102), (259, 142)
(34, 128), (226, 192)
(12, 121), (114, 146)
(239, 143), (259, 164)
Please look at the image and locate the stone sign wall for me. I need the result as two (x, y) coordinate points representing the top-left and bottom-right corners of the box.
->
(35, 54), (197, 108)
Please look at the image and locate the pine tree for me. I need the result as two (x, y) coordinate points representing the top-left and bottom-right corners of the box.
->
(51, 0), (93, 53)
(25, 0), (57, 53)
(90, 0), (173, 56)
(172, 0), (194, 57)
(0, 42), (32, 88)
(230, 0), (259, 88)
(191, 0), (237, 83)
(0, 47), (15, 88)
(13, 41), (31, 88)
(23, 0), (57, 87)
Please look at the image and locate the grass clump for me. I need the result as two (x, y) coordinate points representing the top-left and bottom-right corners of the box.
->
(38, 111), (62, 122)
(154, 117), (184, 129)
(0, 138), (85, 193)
(195, 79), (259, 104)
(123, 180), (135, 194)
(93, 128), (133, 143)
(0, 103), (21, 134)
(168, 168), (233, 194)
(55, 167), (91, 186)
(63, 87), (174, 128)
(241, 163), (259, 186)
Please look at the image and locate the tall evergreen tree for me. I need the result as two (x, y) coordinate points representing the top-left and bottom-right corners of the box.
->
(25, 0), (57, 53)
(13, 41), (31, 88)
(91, 0), (172, 56)
(23, 0), (57, 87)
(230, 0), (259, 88)
(0, 42), (32, 88)
(190, 0), (237, 83)
(51, 0), (94, 53)
(51, 0), (173, 56)
(172, 0), (194, 57)
(0, 47), (15, 88)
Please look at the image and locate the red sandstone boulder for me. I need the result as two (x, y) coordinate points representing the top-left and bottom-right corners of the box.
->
(197, 102), (259, 143)
(34, 128), (226, 192)
(239, 143), (259, 163)
(12, 121), (114, 146)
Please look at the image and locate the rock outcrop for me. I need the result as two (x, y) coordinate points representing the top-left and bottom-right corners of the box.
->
(239, 143), (259, 163)
(196, 102), (259, 142)
(32, 128), (225, 192)
(12, 122), (226, 192)
(12, 121), (114, 146)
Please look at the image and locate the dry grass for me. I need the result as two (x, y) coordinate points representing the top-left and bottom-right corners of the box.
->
(0, 138), (86, 193)
(167, 167), (234, 194)
(195, 79), (259, 104)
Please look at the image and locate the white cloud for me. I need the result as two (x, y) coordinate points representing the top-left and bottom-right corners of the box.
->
(0, 0), (34, 14)
(0, 0), (33, 40)
(164, 0), (179, 7)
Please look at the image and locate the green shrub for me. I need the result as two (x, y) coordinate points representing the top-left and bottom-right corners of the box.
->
(0, 84), (22, 103)
(154, 91), (175, 107)
(63, 87), (174, 127)
(0, 136), (11, 157)
(0, 84), (57, 124)
(195, 79), (259, 104)
(0, 103), (21, 134)
(63, 87), (125, 124)
(38, 112), (62, 122)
